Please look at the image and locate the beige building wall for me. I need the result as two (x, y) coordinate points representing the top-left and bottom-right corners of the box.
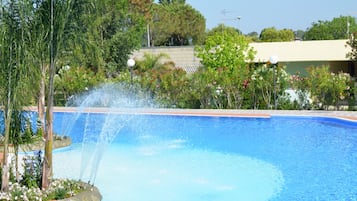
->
(132, 40), (356, 76)
(250, 40), (351, 62)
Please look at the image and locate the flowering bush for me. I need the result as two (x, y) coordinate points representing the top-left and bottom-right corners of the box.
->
(307, 66), (354, 110)
(0, 179), (85, 201)
(287, 73), (312, 109)
(44, 179), (84, 200)
(249, 63), (289, 109)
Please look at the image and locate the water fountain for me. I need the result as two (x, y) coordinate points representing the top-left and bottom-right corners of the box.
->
(62, 83), (153, 185)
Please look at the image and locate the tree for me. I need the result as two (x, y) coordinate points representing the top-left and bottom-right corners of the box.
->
(150, 2), (205, 46)
(194, 30), (256, 108)
(260, 27), (295, 42)
(304, 20), (334, 40)
(304, 16), (357, 40)
(41, 0), (74, 189)
(49, 0), (147, 78)
(0, 0), (147, 191)
(77, 0), (146, 77)
(0, 0), (39, 191)
(294, 30), (305, 40)
(129, 0), (153, 20)
(347, 32), (357, 61)
(195, 30), (255, 70)
(246, 31), (259, 41)
(27, 0), (51, 140)
(206, 24), (242, 39)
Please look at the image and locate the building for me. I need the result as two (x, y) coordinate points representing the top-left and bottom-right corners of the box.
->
(251, 39), (354, 76)
(132, 39), (356, 77)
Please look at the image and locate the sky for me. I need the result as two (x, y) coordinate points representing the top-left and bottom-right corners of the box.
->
(185, 0), (357, 34)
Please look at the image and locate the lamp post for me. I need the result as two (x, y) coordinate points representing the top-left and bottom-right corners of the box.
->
(269, 56), (278, 110)
(127, 58), (135, 85)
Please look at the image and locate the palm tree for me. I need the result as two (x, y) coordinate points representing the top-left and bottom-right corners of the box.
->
(0, 0), (39, 191)
(41, 0), (73, 189)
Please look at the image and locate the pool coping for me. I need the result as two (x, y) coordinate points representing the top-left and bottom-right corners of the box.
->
(28, 107), (357, 122)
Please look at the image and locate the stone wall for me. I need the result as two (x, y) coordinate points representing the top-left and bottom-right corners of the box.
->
(132, 46), (202, 73)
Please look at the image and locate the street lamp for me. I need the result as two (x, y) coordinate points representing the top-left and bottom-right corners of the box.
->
(127, 58), (135, 84)
(269, 55), (278, 110)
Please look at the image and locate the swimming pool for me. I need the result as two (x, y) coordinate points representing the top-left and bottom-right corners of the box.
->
(52, 112), (357, 201)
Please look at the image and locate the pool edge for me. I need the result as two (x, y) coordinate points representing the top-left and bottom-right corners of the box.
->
(26, 106), (357, 122)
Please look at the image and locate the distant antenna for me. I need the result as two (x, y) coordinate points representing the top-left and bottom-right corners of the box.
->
(221, 9), (241, 21)
(221, 9), (235, 16)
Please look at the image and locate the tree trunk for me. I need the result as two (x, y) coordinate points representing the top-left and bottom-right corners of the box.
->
(41, 108), (53, 189)
(42, 0), (55, 189)
(42, 62), (55, 189)
(1, 108), (12, 191)
(38, 64), (46, 137)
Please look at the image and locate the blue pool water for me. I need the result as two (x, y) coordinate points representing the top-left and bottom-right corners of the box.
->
(52, 112), (357, 201)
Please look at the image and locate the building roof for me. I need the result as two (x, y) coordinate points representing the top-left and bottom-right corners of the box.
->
(251, 39), (351, 63)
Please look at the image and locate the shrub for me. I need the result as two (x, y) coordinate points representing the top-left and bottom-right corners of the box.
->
(0, 179), (85, 201)
(249, 64), (289, 109)
(307, 66), (354, 110)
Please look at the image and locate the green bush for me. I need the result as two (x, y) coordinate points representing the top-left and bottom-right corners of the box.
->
(249, 64), (289, 109)
(307, 66), (354, 110)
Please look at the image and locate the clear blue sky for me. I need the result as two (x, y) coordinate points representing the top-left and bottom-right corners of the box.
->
(185, 0), (357, 34)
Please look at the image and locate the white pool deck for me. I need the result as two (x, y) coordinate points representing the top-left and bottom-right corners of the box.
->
(40, 107), (357, 122)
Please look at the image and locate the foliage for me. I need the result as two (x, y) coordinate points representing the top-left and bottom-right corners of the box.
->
(150, 2), (206, 46)
(194, 31), (255, 109)
(190, 67), (248, 109)
(42, 0), (75, 190)
(0, 179), (84, 201)
(54, 65), (106, 106)
(346, 32), (357, 61)
(135, 53), (193, 108)
(0, 150), (83, 200)
(44, 179), (84, 200)
(306, 66), (354, 110)
(129, 0), (153, 20)
(287, 73), (312, 109)
(249, 64), (290, 109)
(206, 24), (242, 39)
(21, 151), (43, 189)
(97, 0), (146, 76)
(60, 0), (146, 77)
(135, 52), (170, 72)
(294, 30), (305, 40)
(8, 112), (38, 148)
(246, 31), (259, 41)
(195, 30), (255, 70)
(304, 16), (357, 40)
(150, 66), (190, 107)
(0, 0), (42, 190)
(259, 27), (295, 42)
(7, 111), (41, 183)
